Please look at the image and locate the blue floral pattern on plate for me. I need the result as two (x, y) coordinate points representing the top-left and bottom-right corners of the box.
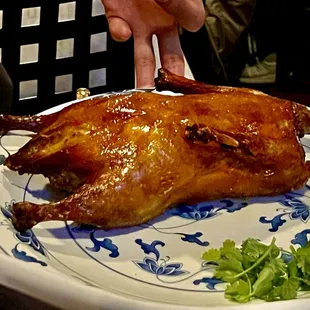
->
(193, 277), (223, 290)
(0, 200), (47, 265)
(291, 229), (310, 247)
(135, 257), (187, 276)
(132, 238), (225, 290)
(169, 199), (248, 221)
(72, 224), (119, 258)
(260, 192), (310, 231)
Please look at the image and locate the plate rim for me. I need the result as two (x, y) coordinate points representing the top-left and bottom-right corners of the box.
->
(2, 251), (310, 310)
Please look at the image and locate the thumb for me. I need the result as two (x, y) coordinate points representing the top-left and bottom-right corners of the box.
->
(155, 0), (205, 32)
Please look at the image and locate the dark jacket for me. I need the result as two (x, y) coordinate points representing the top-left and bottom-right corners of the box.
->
(181, 0), (256, 85)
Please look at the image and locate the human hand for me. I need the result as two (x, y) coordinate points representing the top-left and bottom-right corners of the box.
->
(101, 0), (205, 88)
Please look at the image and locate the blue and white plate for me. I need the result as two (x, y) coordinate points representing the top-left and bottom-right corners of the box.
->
(1, 91), (310, 310)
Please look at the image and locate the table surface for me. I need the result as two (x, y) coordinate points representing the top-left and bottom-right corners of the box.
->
(0, 285), (59, 310)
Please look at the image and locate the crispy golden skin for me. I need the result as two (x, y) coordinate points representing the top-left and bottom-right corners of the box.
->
(1, 70), (310, 232)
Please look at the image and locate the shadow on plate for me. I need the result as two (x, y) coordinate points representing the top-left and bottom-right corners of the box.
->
(2, 170), (68, 203)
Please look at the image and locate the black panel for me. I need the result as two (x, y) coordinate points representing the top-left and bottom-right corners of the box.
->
(0, 1), (134, 115)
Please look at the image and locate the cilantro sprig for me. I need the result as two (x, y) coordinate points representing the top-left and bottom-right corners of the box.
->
(202, 237), (310, 303)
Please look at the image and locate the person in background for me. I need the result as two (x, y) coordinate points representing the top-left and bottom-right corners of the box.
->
(238, 0), (278, 85)
(180, 0), (257, 86)
(101, 0), (206, 88)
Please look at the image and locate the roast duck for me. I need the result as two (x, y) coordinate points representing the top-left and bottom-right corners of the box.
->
(1, 69), (310, 232)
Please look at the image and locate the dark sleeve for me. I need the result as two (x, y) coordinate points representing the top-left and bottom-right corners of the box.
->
(0, 64), (13, 114)
(205, 0), (257, 60)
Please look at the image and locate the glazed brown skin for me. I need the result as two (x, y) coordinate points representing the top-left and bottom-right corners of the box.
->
(1, 72), (310, 232)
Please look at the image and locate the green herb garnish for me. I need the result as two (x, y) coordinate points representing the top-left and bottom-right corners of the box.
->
(202, 237), (310, 303)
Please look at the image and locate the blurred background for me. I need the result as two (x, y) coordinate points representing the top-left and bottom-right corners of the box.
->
(0, 0), (309, 115)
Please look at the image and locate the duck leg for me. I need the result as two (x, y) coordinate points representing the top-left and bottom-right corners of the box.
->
(0, 95), (114, 136)
(155, 68), (267, 96)
(10, 163), (176, 232)
(0, 114), (57, 135)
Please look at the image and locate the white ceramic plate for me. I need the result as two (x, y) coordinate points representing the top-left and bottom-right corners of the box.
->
(1, 91), (310, 310)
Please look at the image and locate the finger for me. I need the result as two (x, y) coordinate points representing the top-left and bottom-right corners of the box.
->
(107, 17), (132, 42)
(155, 0), (205, 32)
(134, 35), (156, 88)
(157, 27), (184, 77)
